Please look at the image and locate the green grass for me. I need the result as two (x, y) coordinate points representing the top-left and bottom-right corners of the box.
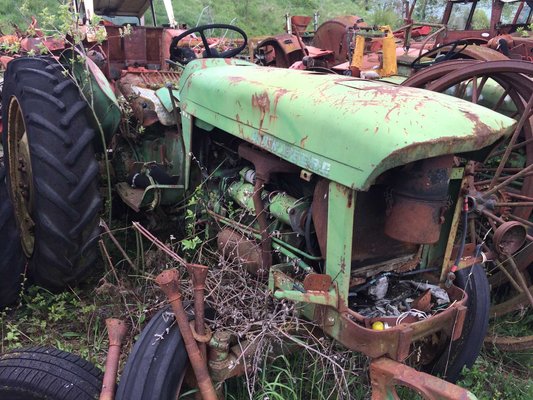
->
(458, 355), (533, 400)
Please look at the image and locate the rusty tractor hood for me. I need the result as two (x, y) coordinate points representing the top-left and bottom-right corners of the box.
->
(179, 59), (516, 190)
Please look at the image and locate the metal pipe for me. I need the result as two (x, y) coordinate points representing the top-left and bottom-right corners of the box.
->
(508, 256), (533, 308)
(313, 12), (319, 32)
(100, 319), (128, 400)
(149, 0), (157, 27)
(156, 269), (218, 400)
(187, 263), (209, 362)
(252, 178), (272, 275)
(489, 94), (533, 190)
(100, 220), (135, 270)
(482, 163), (533, 198)
(285, 13), (292, 34)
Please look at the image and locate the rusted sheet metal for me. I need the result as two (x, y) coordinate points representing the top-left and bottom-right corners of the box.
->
(291, 16), (312, 34)
(412, 289), (433, 313)
(370, 357), (477, 400)
(460, 45), (509, 61)
(385, 155), (454, 244)
(179, 59), (516, 191)
(319, 283), (468, 361)
(303, 274), (332, 292)
(20, 37), (65, 52)
(313, 16), (368, 64)
(255, 34), (306, 68)
(100, 319), (128, 400)
(117, 72), (177, 126)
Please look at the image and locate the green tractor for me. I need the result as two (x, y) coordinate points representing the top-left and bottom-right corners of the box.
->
(0, 1), (530, 399)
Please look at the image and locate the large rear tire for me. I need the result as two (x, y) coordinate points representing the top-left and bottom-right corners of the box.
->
(0, 346), (103, 400)
(2, 56), (101, 290)
(0, 163), (25, 309)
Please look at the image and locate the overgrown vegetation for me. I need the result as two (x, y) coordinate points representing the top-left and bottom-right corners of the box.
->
(1, 183), (532, 399)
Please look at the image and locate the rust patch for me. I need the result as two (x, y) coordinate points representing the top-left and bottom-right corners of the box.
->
(251, 92), (271, 133)
(303, 274), (332, 292)
(273, 88), (289, 114)
(235, 114), (245, 137)
(347, 191), (353, 208)
(300, 135), (309, 147)
(228, 76), (246, 84)
(384, 103), (401, 122)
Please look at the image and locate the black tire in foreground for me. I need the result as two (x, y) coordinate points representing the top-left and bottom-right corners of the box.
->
(0, 346), (103, 400)
(0, 163), (25, 309)
(426, 264), (490, 382)
(2, 56), (101, 290)
(116, 306), (189, 400)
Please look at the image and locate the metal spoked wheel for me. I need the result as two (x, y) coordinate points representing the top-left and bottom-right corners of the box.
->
(403, 59), (533, 351)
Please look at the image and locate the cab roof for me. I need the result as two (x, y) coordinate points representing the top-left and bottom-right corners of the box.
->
(93, 0), (151, 17)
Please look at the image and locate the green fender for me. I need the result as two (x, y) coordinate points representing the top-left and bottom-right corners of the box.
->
(67, 53), (121, 148)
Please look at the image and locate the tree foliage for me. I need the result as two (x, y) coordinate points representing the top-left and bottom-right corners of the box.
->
(0, 0), (420, 36)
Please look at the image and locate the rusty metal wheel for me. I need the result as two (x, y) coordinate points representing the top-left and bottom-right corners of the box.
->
(403, 59), (533, 351)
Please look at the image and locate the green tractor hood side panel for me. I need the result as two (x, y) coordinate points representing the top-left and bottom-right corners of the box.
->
(179, 59), (516, 190)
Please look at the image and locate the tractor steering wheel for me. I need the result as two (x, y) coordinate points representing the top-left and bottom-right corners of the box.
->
(169, 24), (248, 64)
(411, 40), (470, 71)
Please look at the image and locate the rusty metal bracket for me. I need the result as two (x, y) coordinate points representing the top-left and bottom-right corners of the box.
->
(269, 264), (339, 308)
(370, 357), (477, 400)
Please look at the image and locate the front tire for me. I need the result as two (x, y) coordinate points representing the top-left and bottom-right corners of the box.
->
(0, 346), (103, 400)
(426, 264), (490, 382)
(116, 306), (188, 400)
(2, 56), (101, 290)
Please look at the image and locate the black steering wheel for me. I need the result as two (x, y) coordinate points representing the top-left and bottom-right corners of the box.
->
(411, 40), (470, 71)
(169, 24), (247, 64)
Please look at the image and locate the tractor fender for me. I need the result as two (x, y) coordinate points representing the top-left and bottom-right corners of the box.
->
(256, 34), (306, 68)
(68, 53), (121, 147)
(460, 45), (509, 61)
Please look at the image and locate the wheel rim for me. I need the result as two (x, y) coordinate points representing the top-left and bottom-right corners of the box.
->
(7, 96), (35, 257)
(403, 60), (533, 347)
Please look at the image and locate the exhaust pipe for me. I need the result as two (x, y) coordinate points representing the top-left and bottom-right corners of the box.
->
(100, 319), (128, 400)
(156, 269), (218, 400)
